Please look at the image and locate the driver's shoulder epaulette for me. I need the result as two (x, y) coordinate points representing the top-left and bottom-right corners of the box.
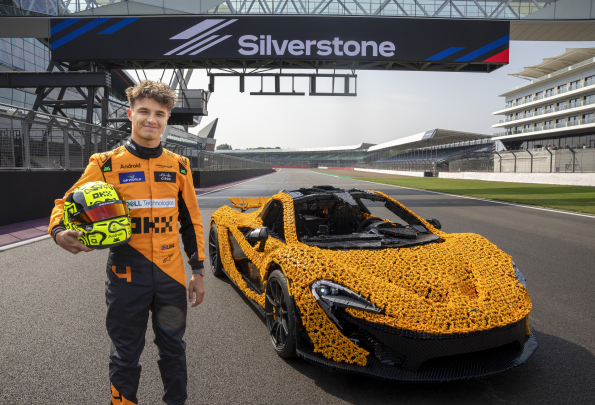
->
(92, 146), (125, 174)
(163, 148), (190, 175)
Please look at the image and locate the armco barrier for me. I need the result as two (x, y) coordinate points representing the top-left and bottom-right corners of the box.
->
(0, 168), (274, 227)
(439, 171), (595, 186)
(0, 171), (83, 226)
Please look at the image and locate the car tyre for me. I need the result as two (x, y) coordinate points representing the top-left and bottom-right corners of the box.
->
(265, 269), (297, 358)
(208, 224), (225, 278)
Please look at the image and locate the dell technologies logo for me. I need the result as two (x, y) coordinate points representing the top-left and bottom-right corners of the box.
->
(166, 19), (395, 58)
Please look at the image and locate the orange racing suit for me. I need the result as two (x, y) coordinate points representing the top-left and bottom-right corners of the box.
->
(49, 139), (204, 405)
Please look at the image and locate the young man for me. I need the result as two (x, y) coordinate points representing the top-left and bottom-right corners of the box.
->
(48, 80), (205, 405)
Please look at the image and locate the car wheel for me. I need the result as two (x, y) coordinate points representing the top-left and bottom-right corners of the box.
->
(265, 269), (297, 358)
(208, 224), (225, 278)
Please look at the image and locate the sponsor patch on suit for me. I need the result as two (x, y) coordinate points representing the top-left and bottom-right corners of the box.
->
(155, 171), (176, 183)
(119, 171), (145, 184)
(127, 199), (176, 209)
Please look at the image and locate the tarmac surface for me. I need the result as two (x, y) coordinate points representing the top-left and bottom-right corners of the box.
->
(1, 168), (594, 404)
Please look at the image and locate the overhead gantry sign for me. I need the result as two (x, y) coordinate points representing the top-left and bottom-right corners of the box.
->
(49, 16), (510, 73)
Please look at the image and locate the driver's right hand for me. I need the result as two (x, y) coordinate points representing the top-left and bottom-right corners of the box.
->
(56, 230), (94, 254)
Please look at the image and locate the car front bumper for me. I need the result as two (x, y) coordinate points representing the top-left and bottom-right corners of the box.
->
(296, 324), (538, 382)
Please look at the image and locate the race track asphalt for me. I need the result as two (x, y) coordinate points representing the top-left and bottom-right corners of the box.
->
(1, 168), (594, 405)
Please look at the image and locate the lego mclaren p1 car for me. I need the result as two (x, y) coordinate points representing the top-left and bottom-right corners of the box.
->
(209, 186), (537, 382)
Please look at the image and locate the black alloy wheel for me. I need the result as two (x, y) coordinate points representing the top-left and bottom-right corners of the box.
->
(265, 270), (297, 358)
(208, 224), (225, 278)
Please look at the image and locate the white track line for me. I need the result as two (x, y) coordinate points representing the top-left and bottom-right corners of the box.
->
(0, 234), (51, 252)
(196, 170), (278, 198)
(312, 170), (595, 219)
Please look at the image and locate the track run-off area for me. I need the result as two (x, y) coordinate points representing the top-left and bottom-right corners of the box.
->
(1, 168), (594, 404)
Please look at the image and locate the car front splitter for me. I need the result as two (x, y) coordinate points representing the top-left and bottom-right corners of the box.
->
(296, 328), (538, 383)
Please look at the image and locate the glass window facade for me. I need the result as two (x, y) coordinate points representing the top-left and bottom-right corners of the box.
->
(520, 134), (595, 150)
(0, 38), (49, 72)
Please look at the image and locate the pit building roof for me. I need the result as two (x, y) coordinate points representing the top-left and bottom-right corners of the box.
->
(368, 129), (492, 152)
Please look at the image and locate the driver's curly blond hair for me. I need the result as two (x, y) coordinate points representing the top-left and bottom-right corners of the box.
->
(125, 80), (176, 111)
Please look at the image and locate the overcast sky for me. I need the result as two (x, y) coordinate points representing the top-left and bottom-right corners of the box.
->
(134, 40), (595, 150)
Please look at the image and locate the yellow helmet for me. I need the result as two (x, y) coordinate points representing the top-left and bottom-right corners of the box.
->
(63, 181), (132, 249)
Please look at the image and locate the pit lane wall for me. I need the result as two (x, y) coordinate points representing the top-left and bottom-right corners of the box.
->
(352, 168), (594, 186)
(0, 169), (273, 227)
(353, 168), (427, 177)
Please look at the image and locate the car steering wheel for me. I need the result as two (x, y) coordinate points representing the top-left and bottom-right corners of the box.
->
(356, 216), (385, 233)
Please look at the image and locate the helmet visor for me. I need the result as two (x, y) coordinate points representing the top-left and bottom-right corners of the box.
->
(73, 201), (128, 224)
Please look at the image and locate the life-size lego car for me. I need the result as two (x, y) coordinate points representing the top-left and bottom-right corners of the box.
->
(209, 186), (538, 382)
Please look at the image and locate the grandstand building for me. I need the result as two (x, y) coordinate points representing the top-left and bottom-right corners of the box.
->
(217, 143), (377, 168)
(216, 129), (493, 173)
(367, 129), (494, 172)
(492, 48), (595, 172)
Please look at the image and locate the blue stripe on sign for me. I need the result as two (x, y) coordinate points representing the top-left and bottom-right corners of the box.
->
(51, 18), (111, 50)
(98, 17), (140, 35)
(455, 35), (510, 62)
(50, 18), (82, 36)
(425, 47), (465, 61)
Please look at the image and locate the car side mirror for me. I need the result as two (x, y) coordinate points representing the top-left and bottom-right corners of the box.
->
(425, 219), (442, 230)
(246, 227), (269, 243)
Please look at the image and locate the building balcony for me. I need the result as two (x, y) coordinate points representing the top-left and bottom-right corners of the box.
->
(492, 78), (595, 115)
(493, 117), (595, 139)
(492, 99), (595, 127)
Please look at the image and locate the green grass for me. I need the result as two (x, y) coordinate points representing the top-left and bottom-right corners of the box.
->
(353, 177), (595, 215)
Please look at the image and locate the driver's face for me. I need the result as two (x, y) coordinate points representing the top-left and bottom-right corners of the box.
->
(127, 97), (170, 147)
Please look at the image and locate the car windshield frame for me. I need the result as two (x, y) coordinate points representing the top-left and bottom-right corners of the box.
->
(280, 189), (438, 249)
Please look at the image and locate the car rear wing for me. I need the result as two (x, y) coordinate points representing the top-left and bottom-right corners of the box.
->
(229, 197), (270, 212)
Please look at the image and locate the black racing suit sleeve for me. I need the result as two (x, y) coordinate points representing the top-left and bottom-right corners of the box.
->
(51, 221), (66, 243)
(178, 160), (205, 270)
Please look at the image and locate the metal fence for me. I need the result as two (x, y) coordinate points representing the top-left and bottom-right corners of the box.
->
(494, 147), (595, 173)
(0, 102), (271, 172)
(1, 103), (125, 170)
(359, 160), (437, 172)
(165, 146), (273, 171)
(449, 157), (493, 172)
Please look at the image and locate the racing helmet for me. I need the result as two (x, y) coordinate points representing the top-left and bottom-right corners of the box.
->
(62, 181), (132, 249)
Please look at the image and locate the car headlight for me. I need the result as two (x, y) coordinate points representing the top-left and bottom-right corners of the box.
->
(311, 280), (381, 316)
(512, 260), (527, 290)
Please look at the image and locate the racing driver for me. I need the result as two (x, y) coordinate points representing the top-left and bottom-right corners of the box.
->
(48, 80), (205, 405)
